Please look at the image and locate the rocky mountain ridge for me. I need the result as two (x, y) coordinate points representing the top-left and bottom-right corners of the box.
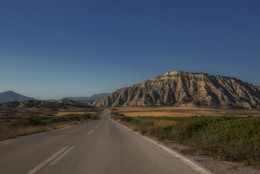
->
(67, 93), (109, 102)
(93, 71), (260, 109)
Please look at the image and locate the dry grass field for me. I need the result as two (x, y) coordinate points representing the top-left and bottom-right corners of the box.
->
(55, 111), (88, 116)
(112, 107), (260, 117)
(0, 106), (101, 141)
(55, 108), (97, 116)
(0, 121), (80, 141)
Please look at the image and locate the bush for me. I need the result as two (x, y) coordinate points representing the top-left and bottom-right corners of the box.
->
(11, 117), (43, 127)
(47, 113), (97, 123)
(192, 117), (260, 165)
(47, 116), (69, 123)
(120, 116), (133, 122)
(115, 115), (260, 165)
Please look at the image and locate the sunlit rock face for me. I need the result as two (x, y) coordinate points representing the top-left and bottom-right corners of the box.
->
(93, 71), (260, 109)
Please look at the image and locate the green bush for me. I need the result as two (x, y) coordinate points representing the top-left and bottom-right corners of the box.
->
(116, 115), (260, 165)
(47, 116), (69, 123)
(9, 112), (99, 126)
(47, 113), (97, 123)
(10, 117), (43, 127)
(150, 125), (174, 140)
(120, 116), (133, 122)
(132, 117), (154, 126)
(192, 117), (260, 165)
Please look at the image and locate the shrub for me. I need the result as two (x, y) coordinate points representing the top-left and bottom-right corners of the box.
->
(115, 115), (260, 165)
(47, 116), (69, 123)
(10, 117), (43, 127)
(120, 116), (133, 122)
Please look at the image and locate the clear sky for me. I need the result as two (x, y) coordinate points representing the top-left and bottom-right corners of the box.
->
(0, 0), (259, 100)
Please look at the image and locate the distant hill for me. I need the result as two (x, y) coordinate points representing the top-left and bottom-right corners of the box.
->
(0, 98), (91, 109)
(0, 91), (34, 103)
(67, 93), (109, 102)
(93, 71), (260, 109)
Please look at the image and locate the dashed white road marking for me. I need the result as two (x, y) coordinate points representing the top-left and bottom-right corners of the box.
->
(49, 146), (74, 166)
(27, 146), (68, 174)
(88, 130), (93, 135)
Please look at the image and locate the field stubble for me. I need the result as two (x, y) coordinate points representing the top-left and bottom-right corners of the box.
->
(113, 106), (260, 117)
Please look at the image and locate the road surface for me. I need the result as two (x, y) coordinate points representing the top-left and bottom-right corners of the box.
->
(0, 109), (211, 174)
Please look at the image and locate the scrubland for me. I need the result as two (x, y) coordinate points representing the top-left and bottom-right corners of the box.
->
(111, 107), (260, 166)
(0, 107), (101, 141)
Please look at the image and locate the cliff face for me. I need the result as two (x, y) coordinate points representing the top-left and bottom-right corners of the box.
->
(93, 71), (260, 109)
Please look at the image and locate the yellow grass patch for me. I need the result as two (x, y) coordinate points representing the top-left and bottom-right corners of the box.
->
(154, 120), (176, 127)
(55, 111), (86, 116)
(112, 107), (260, 117)
(0, 121), (81, 141)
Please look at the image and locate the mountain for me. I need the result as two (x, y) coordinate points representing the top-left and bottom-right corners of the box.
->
(0, 98), (91, 109)
(57, 98), (76, 104)
(67, 93), (109, 102)
(0, 91), (34, 103)
(93, 71), (260, 109)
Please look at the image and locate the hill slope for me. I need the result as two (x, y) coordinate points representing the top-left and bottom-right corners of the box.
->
(93, 71), (260, 109)
(0, 91), (34, 103)
(67, 93), (109, 101)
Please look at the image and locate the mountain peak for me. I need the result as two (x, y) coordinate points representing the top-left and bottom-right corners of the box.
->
(164, 71), (184, 76)
(3, 91), (17, 94)
(93, 71), (260, 109)
(0, 91), (34, 103)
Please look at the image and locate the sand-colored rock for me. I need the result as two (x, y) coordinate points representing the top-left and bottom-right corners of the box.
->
(93, 71), (260, 109)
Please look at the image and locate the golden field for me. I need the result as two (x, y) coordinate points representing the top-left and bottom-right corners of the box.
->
(112, 107), (260, 117)
(55, 111), (91, 116)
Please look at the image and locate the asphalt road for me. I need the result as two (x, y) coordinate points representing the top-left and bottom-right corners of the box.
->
(0, 109), (211, 174)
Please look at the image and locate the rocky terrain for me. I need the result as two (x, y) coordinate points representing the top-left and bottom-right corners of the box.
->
(67, 93), (109, 102)
(93, 71), (260, 109)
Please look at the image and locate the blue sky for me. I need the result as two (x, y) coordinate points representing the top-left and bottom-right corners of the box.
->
(0, 0), (260, 99)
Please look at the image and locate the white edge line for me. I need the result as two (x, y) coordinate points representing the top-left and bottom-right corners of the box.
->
(109, 116), (212, 174)
(49, 146), (74, 166)
(27, 146), (68, 174)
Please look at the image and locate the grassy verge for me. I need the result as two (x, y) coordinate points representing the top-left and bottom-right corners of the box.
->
(0, 110), (102, 141)
(111, 112), (260, 166)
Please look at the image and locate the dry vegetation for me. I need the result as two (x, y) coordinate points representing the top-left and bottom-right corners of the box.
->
(0, 107), (101, 141)
(113, 106), (260, 117)
(111, 107), (260, 166)
(0, 121), (80, 141)
(55, 111), (88, 116)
